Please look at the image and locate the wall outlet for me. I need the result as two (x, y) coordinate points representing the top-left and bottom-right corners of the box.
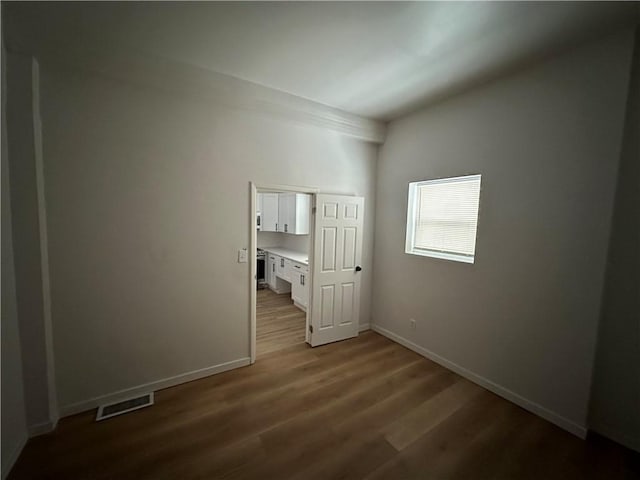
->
(410, 318), (416, 330)
(238, 248), (248, 263)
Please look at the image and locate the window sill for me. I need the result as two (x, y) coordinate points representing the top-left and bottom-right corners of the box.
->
(405, 248), (475, 264)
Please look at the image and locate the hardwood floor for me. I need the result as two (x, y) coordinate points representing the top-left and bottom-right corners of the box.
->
(256, 288), (306, 357)
(9, 332), (639, 479)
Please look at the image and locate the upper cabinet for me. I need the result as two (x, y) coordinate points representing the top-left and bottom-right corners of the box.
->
(258, 192), (311, 235)
(260, 193), (279, 232)
(278, 193), (311, 235)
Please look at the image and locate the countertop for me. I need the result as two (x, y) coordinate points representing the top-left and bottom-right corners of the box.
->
(261, 247), (308, 266)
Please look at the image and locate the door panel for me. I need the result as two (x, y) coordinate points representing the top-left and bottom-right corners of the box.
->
(342, 227), (357, 269)
(340, 283), (355, 326)
(321, 227), (337, 272)
(320, 285), (335, 329)
(344, 202), (359, 219)
(310, 194), (364, 347)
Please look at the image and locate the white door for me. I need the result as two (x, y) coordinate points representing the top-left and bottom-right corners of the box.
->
(309, 194), (365, 347)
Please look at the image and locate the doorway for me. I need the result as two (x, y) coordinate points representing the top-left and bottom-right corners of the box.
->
(249, 183), (366, 363)
(250, 183), (317, 362)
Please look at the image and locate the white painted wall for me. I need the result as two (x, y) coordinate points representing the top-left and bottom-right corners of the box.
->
(589, 28), (640, 452)
(1, 44), (28, 479)
(38, 64), (377, 412)
(257, 231), (310, 254)
(280, 234), (310, 255)
(256, 231), (311, 252)
(372, 31), (634, 435)
(256, 231), (283, 249)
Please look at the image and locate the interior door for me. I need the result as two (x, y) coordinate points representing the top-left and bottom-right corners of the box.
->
(309, 194), (365, 347)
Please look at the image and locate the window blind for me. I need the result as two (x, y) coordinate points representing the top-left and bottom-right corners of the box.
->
(407, 174), (481, 262)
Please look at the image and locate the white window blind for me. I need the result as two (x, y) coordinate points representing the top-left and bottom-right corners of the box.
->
(406, 174), (481, 263)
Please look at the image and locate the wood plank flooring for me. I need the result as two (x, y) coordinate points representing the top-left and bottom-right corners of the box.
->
(9, 334), (639, 479)
(256, 288), (306, 357)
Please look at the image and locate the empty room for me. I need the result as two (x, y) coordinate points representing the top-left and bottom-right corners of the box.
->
(1, 2), (639, 479)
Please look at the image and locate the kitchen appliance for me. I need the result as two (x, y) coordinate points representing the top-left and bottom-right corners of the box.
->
(256, 248), (266, 289)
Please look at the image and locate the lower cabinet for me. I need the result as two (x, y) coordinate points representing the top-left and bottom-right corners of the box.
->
(267, 254), (278, 289)
(267, 253), (291, 294)
(290, 262), (309, 310)
(266, 253), (308, 310)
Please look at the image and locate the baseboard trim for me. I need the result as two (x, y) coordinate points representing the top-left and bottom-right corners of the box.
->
(292, 300), (307, 312)
(370, 325), (587, 439)
(1, 433), (27, 480)
(358, 323), (371, 332)
(60, 357), (251, 418)
(27, 419), (57, 437)
(589, 421), (640, 453)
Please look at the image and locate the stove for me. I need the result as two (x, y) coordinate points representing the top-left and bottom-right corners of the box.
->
(256, 248), (266, 289)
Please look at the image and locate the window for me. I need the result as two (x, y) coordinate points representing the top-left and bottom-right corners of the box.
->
(405, 174), (481, 264)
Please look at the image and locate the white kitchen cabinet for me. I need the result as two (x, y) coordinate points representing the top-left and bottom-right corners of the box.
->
(275, 255), (292, 282)
(267, 254), (278, 289)
(258, 192), (309, 234)
(277, 193), (311, 235)
(276, 194), (289, 233)
(260, 193), (279, 232)
(283, 259), (292, 282)
(268, 253), (291, 293)
(257, 193), (263, 216)
(275, 254), (283, 278)
(291, 261), (309, 310)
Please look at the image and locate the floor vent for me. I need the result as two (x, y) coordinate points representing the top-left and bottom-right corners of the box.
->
(96, 392), (154, 421)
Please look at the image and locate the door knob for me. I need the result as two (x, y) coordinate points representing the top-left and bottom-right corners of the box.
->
(355, 266), (362, 272)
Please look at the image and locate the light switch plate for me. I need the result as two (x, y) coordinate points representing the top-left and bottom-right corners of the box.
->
(238, 248), (248, 263)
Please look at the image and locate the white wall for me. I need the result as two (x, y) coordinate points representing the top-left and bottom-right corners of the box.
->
(39, 64), (377, 412)
(589, 28), (640, 452)
(256, 232), (282, 249)
(280, 234), (310, 254)
(257, 231), (310, 254)
(1, 44), (28, 478)
(372, 31), (634, 435)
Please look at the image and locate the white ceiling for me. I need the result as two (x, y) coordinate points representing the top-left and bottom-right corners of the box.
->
(4, 2), (638, 121)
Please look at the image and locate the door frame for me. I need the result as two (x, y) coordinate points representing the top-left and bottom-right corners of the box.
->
(249, 182), (319, 364)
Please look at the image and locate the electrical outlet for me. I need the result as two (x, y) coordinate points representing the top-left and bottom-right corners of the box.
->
(410, 318), (416, 330)
(238, 248), (248, 263)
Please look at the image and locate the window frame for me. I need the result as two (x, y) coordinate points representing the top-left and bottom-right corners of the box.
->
(405, 174), (481, 264)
